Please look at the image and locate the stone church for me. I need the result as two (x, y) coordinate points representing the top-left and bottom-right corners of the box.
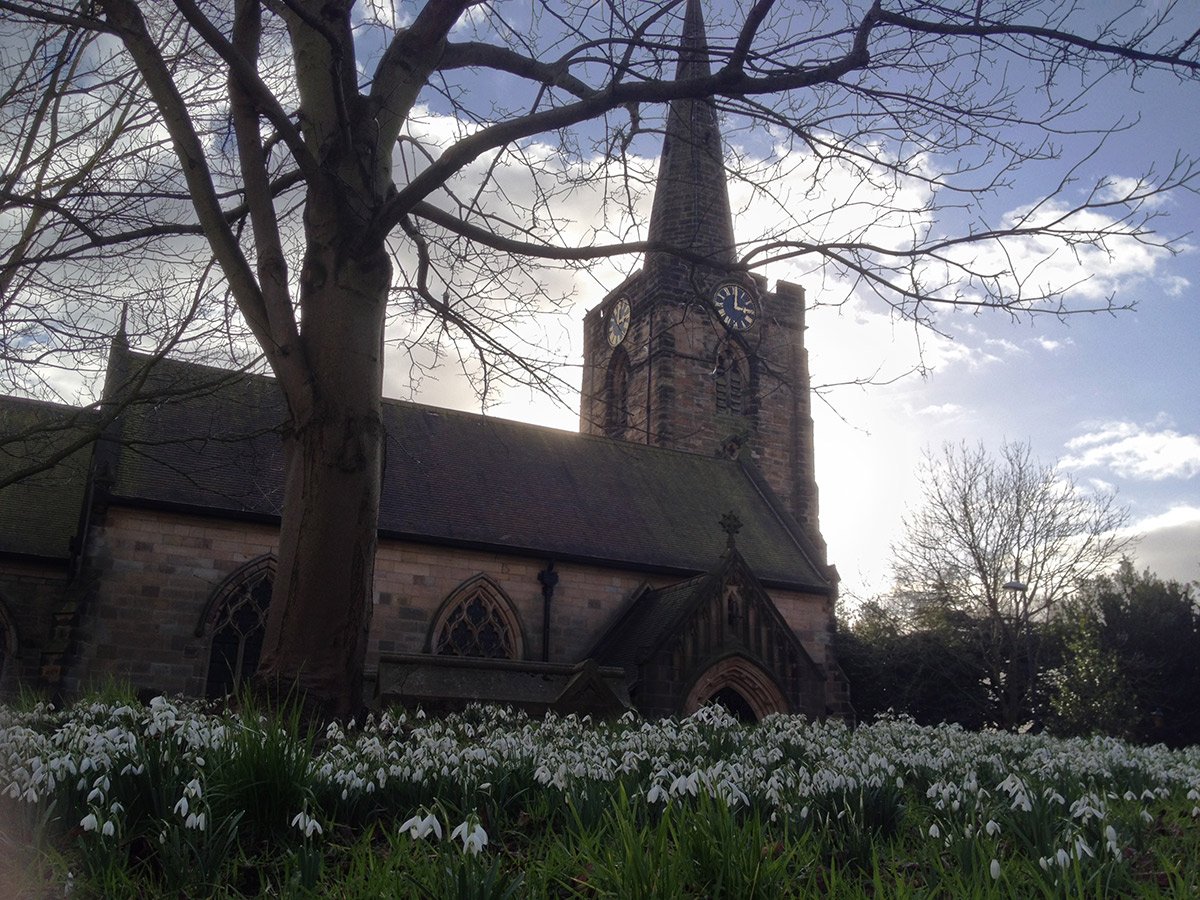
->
(0, 1), (850, 722)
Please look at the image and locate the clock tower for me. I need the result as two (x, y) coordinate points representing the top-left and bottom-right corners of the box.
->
(580, 0), (825, 554)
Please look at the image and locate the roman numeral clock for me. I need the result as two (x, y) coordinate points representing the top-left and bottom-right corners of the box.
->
(606, 296), (631, 347)
(714, 282), (757, 332)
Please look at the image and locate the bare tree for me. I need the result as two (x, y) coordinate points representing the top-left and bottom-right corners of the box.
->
(0, 0), (1196, 716)
(891, 440), (1133, 728)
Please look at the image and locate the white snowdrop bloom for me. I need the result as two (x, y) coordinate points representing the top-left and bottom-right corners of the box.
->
(985, 819), (1001, 837)
(1039, 857), (1050, 872)
(646, 784), (665, 804)
(1056, 848), (1070, 868)
(1141, 810), (1153, 824)
(174, 796), (188, 818)
(928, 823), (940, 839)
(80, 813), (98, 832)
(184, 811), (206, 831)
(451, 820), (488, 856)
(1074, 837), (1093, 859)
(290, 811), (322, 838)
(101, 820), (115, 838)
(990, 859), (1001, 881)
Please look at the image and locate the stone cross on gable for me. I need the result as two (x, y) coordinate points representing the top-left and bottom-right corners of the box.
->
(719, 511), (742, 549)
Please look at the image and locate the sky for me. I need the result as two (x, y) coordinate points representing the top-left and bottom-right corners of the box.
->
(381, 1), (1200, 603)
(12, 1), (1194, 605)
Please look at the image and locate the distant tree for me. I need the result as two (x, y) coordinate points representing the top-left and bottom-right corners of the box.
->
(891, 441), (1132, 729)
(837, 598), (990, 728)
(1044, 602), (1137, 739)
(1085, 561), (1200, 746)
(2, 2), (1196, 717)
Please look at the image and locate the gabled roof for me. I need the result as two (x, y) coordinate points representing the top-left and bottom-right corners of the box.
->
(591, 548), (827, 715)
(94, 346), (830, 591)
(589, 573), (715, 673)
(0, 396), (95, 561)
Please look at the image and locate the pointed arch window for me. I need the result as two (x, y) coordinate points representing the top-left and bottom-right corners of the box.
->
(198, 556), (274, 698)
(714, 351), (744, 414)
(604, 348), (631, 438)
(431, 577), (521, 659)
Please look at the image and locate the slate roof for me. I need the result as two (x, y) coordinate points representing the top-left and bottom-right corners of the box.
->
(0, 396), (95, 560)
(590, 574), (714, 672)
(50, 346), (832, 591)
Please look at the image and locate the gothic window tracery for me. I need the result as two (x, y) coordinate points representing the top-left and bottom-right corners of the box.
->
(432, 579), (520, 659)
(605, 349), (631, 437)
(201, 557), (273, 698)
(714, 351), (744, 414)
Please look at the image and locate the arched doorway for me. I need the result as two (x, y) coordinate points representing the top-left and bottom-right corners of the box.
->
(683, 655), (790, 720)
(708, 686), (758, 723)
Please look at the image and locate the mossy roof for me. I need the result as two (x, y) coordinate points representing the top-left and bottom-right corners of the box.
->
(66, 347), (831, 591)
(0, 396), (95, 560)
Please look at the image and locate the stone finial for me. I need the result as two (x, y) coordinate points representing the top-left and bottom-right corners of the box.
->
(719, 510), (742, 549)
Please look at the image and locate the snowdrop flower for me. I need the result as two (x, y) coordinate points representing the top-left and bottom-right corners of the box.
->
(990, 859), (1001, 881)
(185, 811), (206, 831)
(173, 796), (188, 818)
(79, 813), (98, 832)
(290, 810), (321, 838)
(1056, 848), (1070, 868)
(451, 820), (488, 856)
(985, 819), (1001, 837)
(399, 811), (442, 840)
(928, 823), (940, 839)
(101, 820), (115, 838)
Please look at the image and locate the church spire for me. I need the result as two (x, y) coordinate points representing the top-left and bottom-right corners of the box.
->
(644, 0), (737, 282)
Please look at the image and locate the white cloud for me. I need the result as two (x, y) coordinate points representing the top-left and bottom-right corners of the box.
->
(1063, 420), (1200, 480)
(1132, 504), (1200, 533)
(1035, 337), (1071, 352)
(1126, 505), (1200, 585)
(984, 337), (1022, 355)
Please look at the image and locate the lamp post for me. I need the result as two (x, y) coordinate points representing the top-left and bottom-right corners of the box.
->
(1003, 577), (1031, 729)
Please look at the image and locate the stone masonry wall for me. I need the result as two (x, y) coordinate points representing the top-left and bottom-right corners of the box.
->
(64, 505), (835, 708)
(0, 560), (69, 691)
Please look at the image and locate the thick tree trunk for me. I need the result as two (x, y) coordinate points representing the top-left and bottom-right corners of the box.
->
(255, 207), (391, 721)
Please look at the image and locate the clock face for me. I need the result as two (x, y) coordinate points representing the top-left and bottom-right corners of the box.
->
(607, 297), (631, 347)
(714, 283), (757, 331)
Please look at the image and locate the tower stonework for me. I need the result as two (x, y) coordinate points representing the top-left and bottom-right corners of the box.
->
(580, 0), (825, 555)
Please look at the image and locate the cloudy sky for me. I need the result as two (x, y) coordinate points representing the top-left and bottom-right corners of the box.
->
(379, 2), (1200, 602)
